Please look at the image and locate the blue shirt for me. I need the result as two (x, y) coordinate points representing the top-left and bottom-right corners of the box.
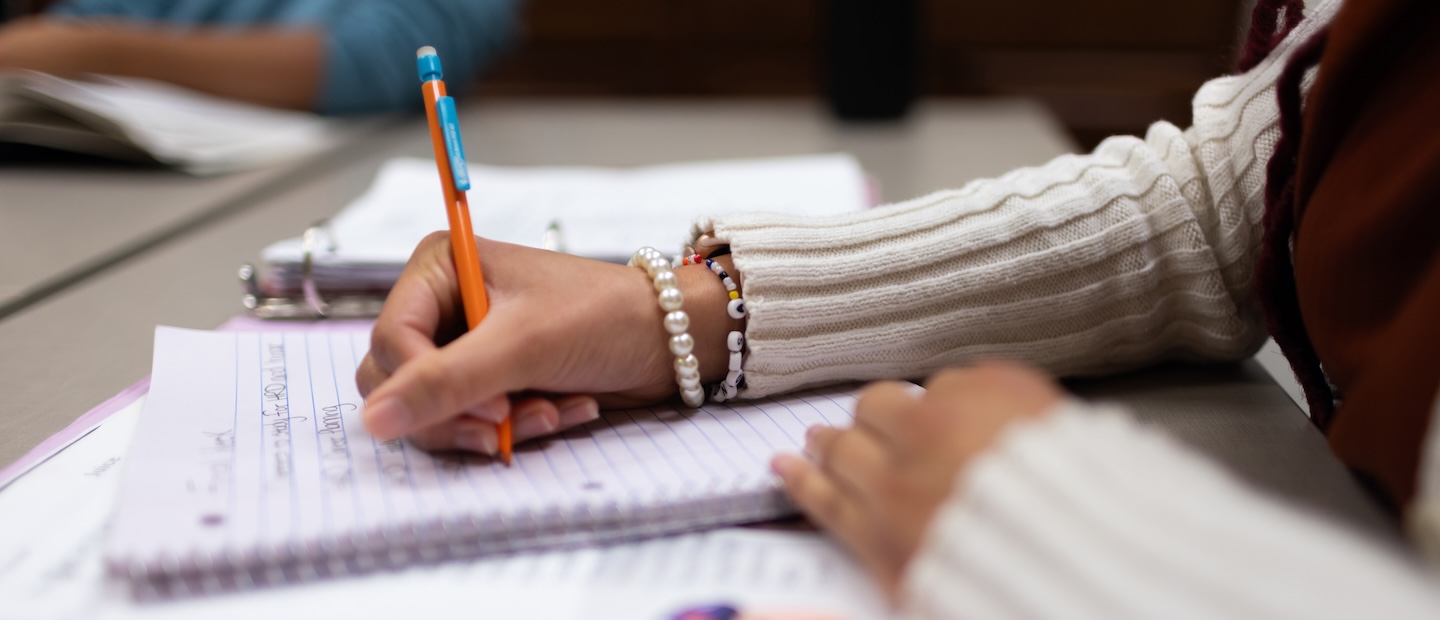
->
(49, 0), (519, 115)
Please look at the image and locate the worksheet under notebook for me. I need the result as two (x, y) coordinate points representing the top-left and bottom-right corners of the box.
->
(108, 327), (859, 594)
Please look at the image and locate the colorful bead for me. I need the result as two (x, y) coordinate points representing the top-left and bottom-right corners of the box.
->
(728, 291), (739, 300)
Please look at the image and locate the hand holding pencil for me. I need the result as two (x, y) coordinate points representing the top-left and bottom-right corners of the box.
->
(355, 49), (741, 461)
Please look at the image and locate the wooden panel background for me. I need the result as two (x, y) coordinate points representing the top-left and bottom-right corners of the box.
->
(477, 0), (1247, 149)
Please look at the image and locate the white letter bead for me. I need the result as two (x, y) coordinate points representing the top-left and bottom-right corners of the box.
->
(726, 331), (745, 352)
(726, 369), (742, 386)
(722, 383), (737, 399)
(709, 384), (728, 402)
(728, 351), (743, 371)
(658, 287), (684, 312)
(726, 298), (747, 319)
(663, 311), (690, 335)
(652, 270), (678, 291)
(674, 354), (699, 373)
(668, 333), (695, 356)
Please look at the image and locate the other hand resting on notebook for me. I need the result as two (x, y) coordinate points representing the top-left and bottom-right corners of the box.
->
(356, 232), (740, 454)
(772, 363), (1062, 599)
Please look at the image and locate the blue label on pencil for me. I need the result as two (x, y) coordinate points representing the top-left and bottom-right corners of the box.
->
(436, 96), (471, 191)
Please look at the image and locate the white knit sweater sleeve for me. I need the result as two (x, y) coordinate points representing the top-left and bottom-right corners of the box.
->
(694, 1), (1340, 398)
(901, 401), (1440, 620)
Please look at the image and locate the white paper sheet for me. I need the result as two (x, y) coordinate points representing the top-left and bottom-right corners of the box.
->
(261, 153), (871, 278)
(108, 327), (861, 592)
(0, 394), (889, 620)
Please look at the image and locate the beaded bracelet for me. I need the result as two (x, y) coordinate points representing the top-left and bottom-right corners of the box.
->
(703, 258), (747, 403)
(629, 247), (705, 408)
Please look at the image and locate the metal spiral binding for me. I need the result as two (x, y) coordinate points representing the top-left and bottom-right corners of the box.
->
(120, 475), (795, 599)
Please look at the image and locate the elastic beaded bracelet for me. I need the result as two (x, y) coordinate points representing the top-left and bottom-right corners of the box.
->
(704, 259), (747, 402)
(629, 246), (705, 408)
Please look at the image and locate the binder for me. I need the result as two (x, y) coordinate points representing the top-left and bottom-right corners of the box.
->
(239, 154), (876, 319)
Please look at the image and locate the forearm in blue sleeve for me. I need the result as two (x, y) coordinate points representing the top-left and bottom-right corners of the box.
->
(318, 0), (520, 115)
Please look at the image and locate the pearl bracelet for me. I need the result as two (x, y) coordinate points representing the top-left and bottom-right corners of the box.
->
(629, 247), (705, 408)
(703, 258), (746, 402)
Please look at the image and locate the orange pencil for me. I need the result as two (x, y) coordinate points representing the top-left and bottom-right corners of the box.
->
(416, 46), (511, 465)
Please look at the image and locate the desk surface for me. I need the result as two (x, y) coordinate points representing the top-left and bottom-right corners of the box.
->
(0, 98), (1395, 540)
(0, 123), (380, 319)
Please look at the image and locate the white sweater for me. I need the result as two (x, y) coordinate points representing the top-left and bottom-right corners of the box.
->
(697, 0), (1440, 616)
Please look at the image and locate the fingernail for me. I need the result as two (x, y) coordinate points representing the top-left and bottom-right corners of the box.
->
(770, 454), (798, 477)
(467, 398), (506, 424)
(558, 399), (600, 428)
(455, 426), (498, 454)
(514, 405), (557, 439)
(805, 425), (824, 442)
(905, 383), (927, 399)
(364, 397), (412, 439)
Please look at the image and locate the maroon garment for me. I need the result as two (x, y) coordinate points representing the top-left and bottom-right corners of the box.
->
(1286, 0), (1440, 508)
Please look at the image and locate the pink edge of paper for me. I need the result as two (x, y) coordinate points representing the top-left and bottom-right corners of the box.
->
(0, 316), (376, 489)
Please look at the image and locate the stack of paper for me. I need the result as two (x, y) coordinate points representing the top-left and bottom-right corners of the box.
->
(256, 153), (873, 297)
(0, 70), (338, 175)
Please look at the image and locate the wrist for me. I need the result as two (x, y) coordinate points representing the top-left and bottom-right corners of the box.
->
(676, 255), (744, 386)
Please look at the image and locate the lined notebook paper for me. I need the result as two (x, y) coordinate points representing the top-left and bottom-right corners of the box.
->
(106, 327), (858, 596)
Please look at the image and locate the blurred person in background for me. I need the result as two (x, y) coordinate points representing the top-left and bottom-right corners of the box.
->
(0, 0), (519, 113)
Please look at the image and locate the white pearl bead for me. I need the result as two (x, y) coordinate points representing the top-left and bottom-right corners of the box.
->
(663, 311), (690, 334)
(678, 374), (701, 390)
(726, 331), (745, 352)
(669, 333), (695, 356)
(674, 354), (699, 374)
(677, 365), (699, 381)
(652, 270), (678, 291)
(647, 257), (670, 276)
(632, 248), (653, 264)
(682, 388), (705, 407)
(727, 298), (746, 319)
(658, 287), (684, 312)
(728, 351), (743, 371)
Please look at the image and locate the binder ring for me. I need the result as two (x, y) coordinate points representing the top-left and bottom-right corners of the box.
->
(300, 223), (337, 317)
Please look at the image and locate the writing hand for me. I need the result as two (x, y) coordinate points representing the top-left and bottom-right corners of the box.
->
(356, 232), (736, 455)
(771, 362), (1064, 598)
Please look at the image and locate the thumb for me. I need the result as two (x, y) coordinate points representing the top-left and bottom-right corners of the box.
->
(361, 318), (529, 440)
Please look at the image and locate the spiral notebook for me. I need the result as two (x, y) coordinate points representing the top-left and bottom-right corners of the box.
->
(106, 327), (858, 596)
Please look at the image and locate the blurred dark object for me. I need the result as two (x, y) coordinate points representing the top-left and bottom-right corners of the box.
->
(824, 0), (918, 120)
(3, 0), (58, 21)
(477, 0), (1245, 149)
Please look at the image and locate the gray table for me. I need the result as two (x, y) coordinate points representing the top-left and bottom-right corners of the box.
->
(0, 98), (1395, 541)
(0, 122), (381, 319)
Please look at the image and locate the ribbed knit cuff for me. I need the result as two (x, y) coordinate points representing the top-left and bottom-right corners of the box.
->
(900, 399), (1440, 619)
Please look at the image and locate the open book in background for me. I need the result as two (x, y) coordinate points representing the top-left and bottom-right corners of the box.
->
(106, 327), (861, 597)
(245, 153), (874, 318)
(0, 70), (338, 175)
